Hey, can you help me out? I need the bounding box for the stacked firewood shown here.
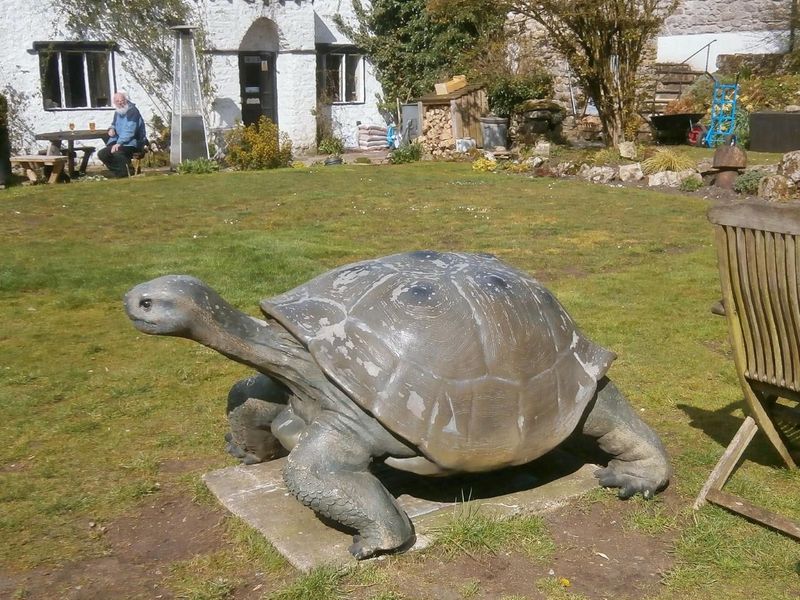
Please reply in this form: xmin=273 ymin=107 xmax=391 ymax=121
xmin=418 ymin=106 xmax=455 ymax=157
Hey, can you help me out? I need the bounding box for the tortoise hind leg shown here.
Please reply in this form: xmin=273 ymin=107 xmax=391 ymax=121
xmin=580 ymin=377 xmax=671 ymax=499
xmin=283 ymin=416 xmax=414 ymax=559
xmin=226 ymin=374 xmax=292 ymax=464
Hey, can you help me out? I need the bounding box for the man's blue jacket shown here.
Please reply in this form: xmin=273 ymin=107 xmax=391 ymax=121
xmin=109 ymin=103 xmax=147 ymax=150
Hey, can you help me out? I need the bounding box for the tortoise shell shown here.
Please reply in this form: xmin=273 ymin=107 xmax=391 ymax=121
xmin=260 ymin=251 xmax=615 ymax=472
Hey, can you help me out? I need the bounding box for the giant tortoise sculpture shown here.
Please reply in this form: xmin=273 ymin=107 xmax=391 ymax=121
xmin=124 ymin=251 xmax=670 ymax=559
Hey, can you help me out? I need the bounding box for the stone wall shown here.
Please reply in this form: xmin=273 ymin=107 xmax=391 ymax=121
xmin=662 ymin=0 xmax=791 ymax=35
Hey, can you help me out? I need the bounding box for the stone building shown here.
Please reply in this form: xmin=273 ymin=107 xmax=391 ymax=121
xmin=0 ymin=0 xmax=385 ymax=154
xmin=1 ymin=0 xmax=795 ymax=154
xmin=658 ymin=0 xmax=793 ymax=70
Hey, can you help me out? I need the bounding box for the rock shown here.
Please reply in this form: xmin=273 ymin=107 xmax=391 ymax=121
xmin=618 ymin=163 xmax=644 ymax=182
xmin=647 ymin=170 xmax=685 ymax=187
xmin=715 ymin=170 xmax=739 ymax=189
xmin=534 ymin=141 xmax=551 ymax=157
xmin=758 ymin=174 xmax=794 ymax=201
xmin=553 ymin=161 xmax=578 ymax=176
xmin=778 ymin=150 xmax=800 ymax=184
xmin=579 ymin=164 xmax=617 ymax=184
xmin=696 ymin=159 xmax=716 ymax=175
xmin=525 ymin=156 xmax=546 ymax=169
xmin=712 ymin=145 xmax=747 ymax=169
xmin=518 ymin=99 xmax=567 ymax=114
xmin=617 ymin=141 xmax=637 ymax=160
xmin=784 ymin=105 xmax=800 ymax=113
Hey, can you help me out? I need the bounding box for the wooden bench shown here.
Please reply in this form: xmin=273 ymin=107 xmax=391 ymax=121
xmin=10 ymin=155 xmax=68 ymax=184
xmin=695 ymin=199 xmax=800 ymax=540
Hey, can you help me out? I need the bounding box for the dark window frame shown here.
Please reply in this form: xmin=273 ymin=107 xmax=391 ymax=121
xmin=33 ymin=41 xmax=118 ymax=110
xmin=316 ymin=46 xmax=365 ymax=105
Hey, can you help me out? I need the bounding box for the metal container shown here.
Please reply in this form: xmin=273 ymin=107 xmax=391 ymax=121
xmin=479 ymin=116 xmax=508 ymax=150
xmin=749 ymin=112 xmax=800 ymax=152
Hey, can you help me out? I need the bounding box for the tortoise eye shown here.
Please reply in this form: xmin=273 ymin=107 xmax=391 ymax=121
xmin=139 ymin=298 xmax=152 ymax=311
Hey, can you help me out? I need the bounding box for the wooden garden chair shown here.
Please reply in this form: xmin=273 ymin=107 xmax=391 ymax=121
xmin=694 ymin=200 xmax=800 ymax=539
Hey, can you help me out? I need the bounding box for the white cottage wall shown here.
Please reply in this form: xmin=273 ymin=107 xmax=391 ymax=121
xmin=1 ymin=0 xmax=387 ymax=156
xmin=0 ymin=0 xmax=153 ymax=153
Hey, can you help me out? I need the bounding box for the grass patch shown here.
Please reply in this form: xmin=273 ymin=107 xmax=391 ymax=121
xmin=622 ymin=497 xmax=679 ymax=535
xmin=267 ymin=564 xmax=349 ymax=600
xmin=0 ymin=162 xmax=798 ymax=598
xmin=431 ymin=503 xmax=554 ymax=561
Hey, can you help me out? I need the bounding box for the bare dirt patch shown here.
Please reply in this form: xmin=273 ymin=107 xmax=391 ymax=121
xmin=2 ymin=472 xmax=681 ymax=600
xmin=354 ymin=487 xmax=680 ymax=600
xmin=3 ymin=462 xmax=228 ymax=600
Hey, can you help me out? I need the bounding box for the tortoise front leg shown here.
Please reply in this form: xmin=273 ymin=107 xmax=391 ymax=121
xmin=580 ymin=377 xmax=671 ymax=499
xmin=282 ymin=416 xmax=414 ymax=559
xmin=226 ymin=374 xmax=291 ymax=464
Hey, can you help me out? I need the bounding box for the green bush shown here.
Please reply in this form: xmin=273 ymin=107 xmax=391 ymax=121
xmin=177 ymin=158 xmax=219 ymax=175
xmin=224 ymin=117 xmax=293 ymax=170
xmin=679 ymin=176 xmax=704 ymax=192
xmin=733 ymin=169 xmax=766 ymax=194
xmin=388 ymin=142 xmax=423 ymax=164
xmin=317 ymin=135 xmax=344 ymax=156
xmin=486 ymin=72 xmax=553 ymax=118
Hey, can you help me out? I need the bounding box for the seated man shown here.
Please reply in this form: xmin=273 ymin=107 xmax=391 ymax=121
xmin=98 ymin=91 xmax=147 ymax=178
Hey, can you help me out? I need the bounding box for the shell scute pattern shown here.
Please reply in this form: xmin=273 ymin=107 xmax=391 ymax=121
xmin=261 ymin=252 xmax=615 ymax=471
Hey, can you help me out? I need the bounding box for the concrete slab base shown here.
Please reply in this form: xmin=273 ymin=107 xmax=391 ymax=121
xmin=203 ymin=450 xmax=599 ymax=572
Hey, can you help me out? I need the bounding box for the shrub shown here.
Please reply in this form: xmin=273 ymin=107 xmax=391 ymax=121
xmin=224 ymin=117 xmax=293 ymax=170
xmin=471 ymin=157 xmax=497 ymax=172
xmin=679 ymin=176 xmax=704 ymax=192
xmin=486 ymin=72 xmax=553 ymax=118
xmin=177 ymin=158 xmax=219 ymax=175
xmin=317 ymin=135 xmax=344 ymax=156
xmin=388 ymin=142 xmax=423 ymax=164
xmin=733 ymin=169 xmax=766 ymax=195
xmin=642 ymin=148 xmax=695 ymax=174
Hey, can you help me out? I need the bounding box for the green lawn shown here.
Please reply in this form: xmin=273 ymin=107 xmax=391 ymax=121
xmin=1 ymin=163 xmax=798 ymax=599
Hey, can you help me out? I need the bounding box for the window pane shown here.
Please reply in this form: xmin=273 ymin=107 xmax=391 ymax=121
xmin=345 ymin=55 xmax=362 ymax=102
xmin=86 ymin=52 xmax=111 ymax=107
xmin=62 ymin=51 xmax=87 ymax=108
xmin=325 ymin=55 xmax=342 ymax=103
xmin=39 ymin=51 xmax=62 ymax=109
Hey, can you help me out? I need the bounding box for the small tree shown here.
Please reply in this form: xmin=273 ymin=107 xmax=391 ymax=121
xmin=58 ymin=0 xmax=213 ymax=115
xmin=336 ymin=0 xmax=505 ymax=106
xmin=430 ymin=0 xmax=679 ymax=146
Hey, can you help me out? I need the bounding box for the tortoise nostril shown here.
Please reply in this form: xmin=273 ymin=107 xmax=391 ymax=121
xmin=139 ymin=298 xmax=152 ymax=311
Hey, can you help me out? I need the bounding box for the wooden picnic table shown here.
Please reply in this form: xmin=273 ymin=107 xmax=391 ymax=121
xmin=10 ymin=155 xmax=68 ymax=184
xmin=35 ymin=129 xmax=108 ymax=177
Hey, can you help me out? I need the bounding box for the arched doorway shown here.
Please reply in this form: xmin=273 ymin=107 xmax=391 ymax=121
xmin=239 ymin=18 xmax=279 ymax=126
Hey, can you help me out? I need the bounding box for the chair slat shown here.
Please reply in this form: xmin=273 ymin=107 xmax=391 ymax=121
xmin=741 ymin=228 xmax=768 ymax=379
xmin=726 ymin=227 xmax=756 ymax=377
xmin=790 ymin=236 xmax=800 ymax=391
xmin=756 ymin=230 xmax=781 ymax=384
xmin=775 ymin=234 xmax=800 ymax=391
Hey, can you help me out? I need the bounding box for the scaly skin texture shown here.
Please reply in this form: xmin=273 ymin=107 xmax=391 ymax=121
xmin=225 ymin=375 xmax=290 ymax=464
xmin=580 ymin=378 xmax=671 ymax=499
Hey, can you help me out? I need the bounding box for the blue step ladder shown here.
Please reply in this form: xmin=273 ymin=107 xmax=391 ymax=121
xmin=703 ymin=80 xmax=739 ymax=147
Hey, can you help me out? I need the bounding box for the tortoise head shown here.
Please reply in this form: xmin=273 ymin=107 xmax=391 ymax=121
xmin=124 ymin=275 xmax=217 ymax=338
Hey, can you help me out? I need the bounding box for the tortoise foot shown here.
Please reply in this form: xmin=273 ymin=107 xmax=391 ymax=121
xmin=595 ymin=459 xmax=668 ymax=499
